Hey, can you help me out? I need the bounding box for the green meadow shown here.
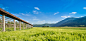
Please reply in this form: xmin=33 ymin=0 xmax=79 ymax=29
xmin=0 ymin=27 xmax=86 ymax=41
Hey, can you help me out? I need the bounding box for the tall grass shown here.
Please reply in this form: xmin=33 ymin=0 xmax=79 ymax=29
xmin=0 ymin=27 xmax=86 ymax=41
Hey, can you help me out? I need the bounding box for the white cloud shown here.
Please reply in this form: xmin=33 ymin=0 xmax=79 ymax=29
xmin=61 ymin=16 xmax=71 ymax=18
xmin=12 ymin=13 xmax=20 ymax=16
xmin=34 ymin=7 xmax=40 ymax=10
xmin=19 ymin=13 xmax=30 ymax=16
xmin=83 ymin=7 xmax=86 ymax=9
xmin=26 ymin=14 xmax=30 ymax=16
xmin=81 ymin=16 xmax=83 ymax=17
xmin=69 ymin=12 xmax=77 ymax=14
xmin=19 ymin=13 xmax=24 ymax=15
xmin=54 ymin=12 xmax=59 ymax=15
xmin=33 ymin=10 xmax=39 ymax=14
xmin=33 ymin=11 xmax=36 ymax=12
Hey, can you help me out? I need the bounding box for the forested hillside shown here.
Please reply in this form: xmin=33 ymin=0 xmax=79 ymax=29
xmin=52 ymin=16 xmax=86 ymax=27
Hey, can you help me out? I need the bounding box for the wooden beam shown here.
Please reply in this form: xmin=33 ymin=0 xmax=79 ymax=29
xmin=2 ymin=14 xmax=5 ymax=32
xmin=19 ymin=21 xmax=21 ymax=30
xmin=14 ymin=19 xmax=16 ymax=31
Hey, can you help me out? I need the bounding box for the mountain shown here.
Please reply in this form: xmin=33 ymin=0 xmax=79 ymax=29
xmin=33 ymin=16 xmax=86 ymax=27
xmin=52 ymin=16 xmax=86 ymax=27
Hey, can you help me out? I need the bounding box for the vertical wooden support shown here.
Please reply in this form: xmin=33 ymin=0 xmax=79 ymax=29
xmin=26 ymin=24 xmax=27 ymax=29
xmin=30 ymin=25 xmax=31 ymax=28
xmin=32 ymin=26 xmax=33 ymax=28
xmin=2 ymin=14 xmax=5 ymax=32
xmin=27 ymin=24 xmax=28 ymax=28
xmin=31 ymin=26 xmax=33 ymax=28
xmin=19 ymin=21 xmax=21 ymax=30
xmin=28 ymin=24 xmax=29 ymax=28
xmin=23 ymin=23 xmax=24 ymax=29
xmin=14 ymin=19 xmax=16 ymax=31
xmin=28 ymin=24 xmax=30 ymax=28
xmin=9 ymin=21 xmax=11 ymax=28
xmin=0 ymin=18 xmax=2 ymax=28
xmin=29 ymin=25 xmax=31 ymax=28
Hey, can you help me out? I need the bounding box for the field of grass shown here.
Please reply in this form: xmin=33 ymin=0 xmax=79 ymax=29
xmin=0 ymin=27 xmax=86 ymax=41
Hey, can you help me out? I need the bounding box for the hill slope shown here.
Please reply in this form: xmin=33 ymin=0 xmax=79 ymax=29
xmin=52 ymin=16 xmax=86 ymax=27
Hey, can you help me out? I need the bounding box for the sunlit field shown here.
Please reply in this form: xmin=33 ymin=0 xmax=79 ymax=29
xmin=0 ymin=27 xmax=86 ymax=41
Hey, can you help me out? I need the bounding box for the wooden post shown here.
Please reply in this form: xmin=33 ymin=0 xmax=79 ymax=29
xmin=29 ymin=25 xmax=30 ymax=28
xmin=2 ymin=14 xmax=5 ymax=32
xmin=29 ymin=25 xmax=31 ymax=28
xmin=19 ymin=21 xmax=21 ymax=30
xmin=32 ymin=26 xmax=33 ymax=28
xmin=8 ymin=21 xmax=11 ymax=28
xmin=23 ymin=23 xmax=24 ymax=29
xmin=14 ymin=19 xmax=16 ymax=31
xmin=28 ymin=25 xmax=29 ymax=28
xmin=28 ymin=24 xmax=29 ymax=28
xmin=27 ymin=24 xmax=28 ymax=28
xmin=31 ymin=25 xmax=33 ymax=28
xmin=26 ymin=24 xmax=27 ymax=29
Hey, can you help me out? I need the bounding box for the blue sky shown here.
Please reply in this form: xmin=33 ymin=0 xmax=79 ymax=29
xmin=0 ymin=0 xmax=86 ymax=24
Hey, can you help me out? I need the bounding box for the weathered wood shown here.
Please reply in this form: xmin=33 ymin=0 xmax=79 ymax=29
xmin=23 ymin=23 xmax=24 ymax=29
xmin=0 ymin=8 xmax=33 ymax=31
xmin=2 ymin=14 xmax=5 ymax=32
xmin=27 ymin=24 xmax=28 ymax=28
xmin=26 ymin=24 xmax=27 ymax=29
xmin=19 ymin=21 xmax=21 ymax=30
xmin=0 ymin=8 xmax=32 ymax=25
xmin=31 ymin=26 xmax=33 ymax=28
xmin=28 ymin=24 xmax=30 ymax=28
xmin=14 ymin=19 xmax=16 ymax=31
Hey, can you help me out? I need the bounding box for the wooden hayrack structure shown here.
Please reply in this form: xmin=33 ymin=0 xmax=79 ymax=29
xmin=0 ymin=8 xmax=33 ymax=31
